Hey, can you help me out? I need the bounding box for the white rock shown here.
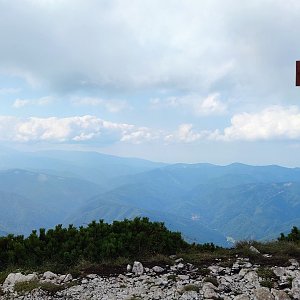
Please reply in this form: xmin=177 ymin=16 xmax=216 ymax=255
xmin=152 ymin=266 xmax=164 ymax=273
xmin=234 ymin=295 xmax=250 ymax=300
xmin=239 ymin=268 xmax=248 ymax=277
xmin=249 ymin=246 xmax=260 ymax=254
xmin=178 ymin=275 xmax=190 ymax=281
xmin=63 ymin=273 xmax=73 ymax=283
xmin=203 ymin=288 xmax=218 ymax=299
xmin=43 ymin=271 xmax=57 ymax=280
xmin=180 ymin=291 xmax=200 ymax=299
xmin=177 ymin=263 xmax=184 ymax=269
xmin=3 ymin=272 xmax=38 ymax=290
xmin=293 ymin=277 xmax=300 ymax=289
xmin=273 ymin=267 xmax=285 ymax=277
xmin=253 ymin=287 xmax=274 ymax=300
xmin=271 ymin=288 xmax=291 ymax=300
xmin=132 ymin=261 xmax=144 ymax=275
xmin=244 ymin=271 xmax=259 ymax=285
xmin=202 ymin=282 xmax=218 ymax=291
xmin=289 ymin=259 xmax=299 ymax=267
xmin=127 ymin=264 xmax=132 ymax=272
xmin=292 ymin=287 xmax=300 ymax=299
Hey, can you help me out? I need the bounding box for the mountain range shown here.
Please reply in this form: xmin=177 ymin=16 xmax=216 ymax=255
xmin=0 ymin=147 xmax=300 ymax=246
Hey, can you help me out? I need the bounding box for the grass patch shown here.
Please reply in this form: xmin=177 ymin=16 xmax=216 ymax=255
xmin=140 ymin=254 xmax=173 ymax=266
xmin=260 ymin=280 xmax=273 ymax=288
xmin=257 ymin=267 xmax=277 ymax=280
xmin=203 ymin=276 xmax=218 ymax=287
xmin=179 ymin=248 xmax=234 ymax=269
xmin=198 ymin=268 xmax=210 ymax=276
xmin=183 ymin=284 xmax=199 ymax=292
xmin=256 ymin=267 xmax=277 ymax=289
xmin=39 ymin=282 xmax=65 ymax=294
xmin=14 ymin=280 xmax=40 ymax=294
xmin=232 ymin=240 xmax=300 ymax=267
xmin=0 ymin=271 xmax=10 ymax=284
xmin=167 ymin=274 xmax=177 ymax=281
xmin=14 ymin=279 xmax=78 ymax=295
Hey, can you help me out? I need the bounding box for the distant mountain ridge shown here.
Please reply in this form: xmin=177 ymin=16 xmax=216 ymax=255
xmin=0 ymin=148 xmax=300 ymax=245
xmin=0 ymin=169 xmax=102 ymax=235
xmin=66 ymin=162 xmax=300 ymax=244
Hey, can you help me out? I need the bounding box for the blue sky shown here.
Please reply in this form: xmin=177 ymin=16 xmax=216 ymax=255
xmin=1 ymin=0 xmax=300 ymax=166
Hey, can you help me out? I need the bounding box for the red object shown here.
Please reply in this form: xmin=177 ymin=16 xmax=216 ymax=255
xmin=296 ymin=61 xmax=300 ymax=86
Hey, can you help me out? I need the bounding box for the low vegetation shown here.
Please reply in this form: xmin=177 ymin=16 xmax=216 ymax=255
xmin=0 ymin=217 xmax=188 ymax=272
xmin=0 ymin=219 xmax=300 ymax=275
xmin=182 ymin=284 xmax=200 ymax=292
xmin=14 ymin=279 xmax=76 ymax=295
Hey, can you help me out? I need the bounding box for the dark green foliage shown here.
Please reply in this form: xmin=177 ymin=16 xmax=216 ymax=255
xmin=278 ymin=226 xmax=300 ymax=242
xmin=167 ymin=274 xmax=177 ymax=281
xmin=14 ymin=280 xmax=77 ymax=295
xmin=14 ymin=280 xmax=41 ymax=294
xmin=257 ymin=267 xmax=277 ymax=280
xmin=260 ymin=280 xmax=273 ymax=288
xmin=0 ymin=218 xmax=188 ymax=271
xmin=203 ymin=276 xmax=218 ymax=287
xmin=258 ymin=267 xmax=276 ymax=288
xmin=192 ymin=242 xmax=220 ymax=252
xmin=183 ymin=284 xmax=200 ymax=292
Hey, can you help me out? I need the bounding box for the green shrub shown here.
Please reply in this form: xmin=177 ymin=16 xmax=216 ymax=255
xmin=257 ymin=267 xmax=277 ymax=281
xmin=203 ymin=276 xmax=218 ymax=287
xmin=167 ymin=274 xmax=177 ymax=281
xmin=0 ymin=218 xmax=188 ymax=272
xmin=40 ymin=282 xmax=65 ymax=294
xmin=198 ymin=268 xmax=210 ymax=276
xmin=14 ymin=280 xmax=40 ymax=293
xmin=260 ymin=279 xmax=273 ymax=288
xmin=0 ymin=271 xmax=9 ymax=284
xmin=183 ymin=284 xmax=199 ymax=292
xmin=278 ymin=226 xmax=300 ymax=242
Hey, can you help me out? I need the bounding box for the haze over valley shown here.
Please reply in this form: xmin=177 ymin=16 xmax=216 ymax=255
xmin=1 ymin=148 xmax=300 ymax=246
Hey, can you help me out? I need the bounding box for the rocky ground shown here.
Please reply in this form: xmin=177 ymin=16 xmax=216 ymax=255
xmin=1 ymin=248 xmax=300 ymax=299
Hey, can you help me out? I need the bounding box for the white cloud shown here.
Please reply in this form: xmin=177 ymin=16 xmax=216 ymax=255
xmin=0 ymin=88 xmax=20 ymax=95
xmin=0 ymin=115 xmax=155 ymax=144
xmin=71 ymin=97 xmax=127 ymax=113
xmin=150 ymin=93 xmax=227 ymax=116
xmin=121 ymin=127 xmax=158 ymax=144
xmin=13 ymin=96 xmax=53 ymax=108
xmin=215 ymin=106 xmax=300 ymax=141
xmin=165 ymin=124 xmax=206 ymax=143
xmin=0 ymin=0 xmax=299 ymax=100
xmin=13 ymin=99 xmax=30 ymax=108
xmin=164 ymin=105 xmax=300 ymax=143
xmin=193 ymin=94 xmax=227 ymax=115
xmin=2 ymin=106 xmax=300 ymax=145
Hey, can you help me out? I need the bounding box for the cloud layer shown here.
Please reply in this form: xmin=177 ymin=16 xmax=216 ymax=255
xmin=0 ymin=0 xmax=299 ymax=99
xmin=0 ymin=115 xmax=149 ymax=144
xmin=150 ymin=93 xmax=227 ymax=115
xmin=218 ymin=106 xmax=300 ymax=141
xmin=71 ymin=97 xmax=128 ymax=113
xmin=13 ymin=96 xmax=53 ymax=108
xmin=1 ymin=106 xmax=300 ymax=145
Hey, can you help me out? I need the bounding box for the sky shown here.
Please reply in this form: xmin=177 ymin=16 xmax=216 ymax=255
xmin=1 ymin=0 xmax=300 ymax=166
